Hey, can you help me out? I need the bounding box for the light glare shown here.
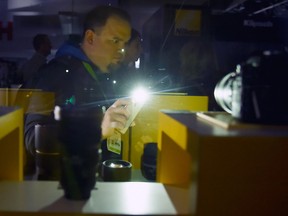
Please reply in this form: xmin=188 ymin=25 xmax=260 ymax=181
xmin=131 ymin=87 xmax=149 ymax=104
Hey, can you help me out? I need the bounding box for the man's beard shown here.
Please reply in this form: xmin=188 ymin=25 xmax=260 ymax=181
xmin=107 ymin=62 xmax=122 ymax=72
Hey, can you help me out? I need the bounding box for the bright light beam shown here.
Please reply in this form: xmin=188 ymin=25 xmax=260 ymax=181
xmin=119 ymin=87 xmax=150 ymax=134
xmin=131 ymin=87 xmax=149 ymax=104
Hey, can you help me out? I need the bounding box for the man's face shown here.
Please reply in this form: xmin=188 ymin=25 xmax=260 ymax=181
xmin=88 ymin=16 xmax=131 ymax=72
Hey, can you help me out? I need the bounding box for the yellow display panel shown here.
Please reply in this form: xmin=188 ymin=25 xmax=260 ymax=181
xmin=0 ymin=88 xmax=55 ymax=180
xmin=122 ymin=95 xmax=208 ymax=169
xmin=0 ymin=88 xmax=55 ymax=114
xmin=157 ymin=111 xmax=288 ymax=215
xmin=0 ymin=107 xmax=23 ymax=181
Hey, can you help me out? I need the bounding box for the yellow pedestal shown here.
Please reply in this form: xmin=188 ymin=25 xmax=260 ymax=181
xmin=157 ymin=110 xmax=288 ymax=216
xmin=0 ymin=88 xmax=55 ymax=114
xmin=122 ymin=95 xmax=208 ymax=169
xmin=0 ymin=89 xmax=55 ymax=181
xmin=0 ymin=107 xmax=24 ymax=181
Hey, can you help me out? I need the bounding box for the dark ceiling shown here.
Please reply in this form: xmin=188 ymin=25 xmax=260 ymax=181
xmin=1 ymin=0 xmax=288 ymax=17
xmin=1 ymin=0 xmax=288 ymax=58
xmin=211 ymin=0 xmax=288 ymax=17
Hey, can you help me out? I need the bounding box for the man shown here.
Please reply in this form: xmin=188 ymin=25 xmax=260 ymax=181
xmin=19 ymin=34 xmax=52 ymax=85
xmin=24 ymin=5 xmax=132 ymax=178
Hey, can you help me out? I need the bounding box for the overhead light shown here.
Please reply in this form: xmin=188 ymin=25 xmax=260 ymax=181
xmin=58 ymin=11 xmax=81 ymax=35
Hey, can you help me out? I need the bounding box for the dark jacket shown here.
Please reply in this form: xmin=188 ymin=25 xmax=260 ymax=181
xmin=24 ymin=43 xmax=116 ymax=157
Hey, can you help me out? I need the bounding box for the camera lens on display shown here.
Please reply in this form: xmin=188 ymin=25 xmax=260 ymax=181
xmin=35 ymin=124 xmax=61 ymax=180
xmin=54 ymin=105 xmax=103 ymax=200
xmin=141 ymin=142 xmax=157 ymax=181
xmin=101 ymin=159 xmax=132 ymax=182
xmin=214 ymin=50 xmax=288 ymax=124
xmin=214 ymin=72 xmax=235 ymax=114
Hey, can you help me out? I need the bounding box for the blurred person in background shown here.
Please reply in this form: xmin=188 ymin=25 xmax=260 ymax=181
xmin=112 ymin=28 xmax=143 ymax=97
xmin=18 ymin=33 xmax=52 ymax=86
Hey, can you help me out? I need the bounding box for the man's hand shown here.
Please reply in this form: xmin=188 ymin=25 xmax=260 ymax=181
xmin=101 ymin=98 xmax=132 ymax=138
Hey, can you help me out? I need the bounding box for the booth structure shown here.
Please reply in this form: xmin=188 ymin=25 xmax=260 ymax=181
xmin=1 ymin=89 xmax=287 ymax=215
xmin=0 ymin=107 xmax=288 ymax=215
xmin=0 ymin=107 xmax=23 ymax=181
xmin=157 ymin=110 xmax=288 ymax=216
xmin=0 ymin=88 xmax=55 ymax=114
xmin=0 ymin=106 xmax=190 ymax=216
xmin=0 ymin=88 xmax=54 ymax=181
xmin=121 ymin=94 xmax=208 ymax=168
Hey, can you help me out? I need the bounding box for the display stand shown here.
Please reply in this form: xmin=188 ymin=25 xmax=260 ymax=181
xmin=0 ymin=107 xmax=23 ymax=181
xmin=157 ymin=110 xmax=288 ymax=216
xmin=122 ymin=95 xmax=208 ymax=169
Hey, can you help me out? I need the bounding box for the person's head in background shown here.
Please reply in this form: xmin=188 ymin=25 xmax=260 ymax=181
xmin=122 ymin=28 xmax=142 ymax=66
xmin=81 ymin=5 xmax=131 ymax=73
xmin=33 ymin=34 xmax=52 ymax=57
